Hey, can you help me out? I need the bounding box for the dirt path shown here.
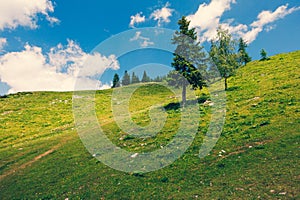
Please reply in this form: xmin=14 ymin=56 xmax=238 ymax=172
xmin=212 ymin=139 xmax=273 ymax=165
xmin=0 ymin=138 xmax=70 ymax=181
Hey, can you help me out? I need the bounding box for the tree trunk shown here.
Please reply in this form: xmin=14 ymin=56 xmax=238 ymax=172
xmin=225 ymin=77 xmax=228 ymax=90
xmin=182 ymin=83 xmax=186 ymax=107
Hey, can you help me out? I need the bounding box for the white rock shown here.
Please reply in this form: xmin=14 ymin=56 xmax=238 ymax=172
xmin=279 ymin=192 xmax=286 ymax=195
xmin=131 ymin=153 xmax=139 ymax=158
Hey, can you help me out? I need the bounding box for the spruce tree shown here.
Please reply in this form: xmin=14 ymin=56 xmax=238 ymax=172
xmin=260 ymin=49 xmax=269 ymax=61
xmin=131 ymin=72 xmax=140 ymax=84
xmin=112 ymin=73 xmax=120 ymax=88
xmin=141 ymin=71 xmax=150 ymax=82
xmin=170 ymin=16 xmax=207 ymax=106
xmin=122 ymin=70 xmax=130 ymax=86
xmin=238 ymin=38 xmax=251 ymax=65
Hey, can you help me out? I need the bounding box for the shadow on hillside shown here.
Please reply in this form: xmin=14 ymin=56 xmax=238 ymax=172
xmin=164 ymin=96 xmax=209 ymax=111
xmin=226 ymin=86 xmax=240 ymax=91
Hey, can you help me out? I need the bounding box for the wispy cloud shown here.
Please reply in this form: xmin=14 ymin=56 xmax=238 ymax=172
xmin=129 ymin=12 xmax=146 ymax=28
xmin=0 ymin=0 xmax=59 ymax=30
xmin=243 ymin=4 xmax=300 ymax=43
xmin=130 ymin=31 xmax=154 ymax=48
xmin=150 ymin=2 xmax=174 ymax=27
xmin=0 ymin=40 xmax=119 ymax=93
xmin=187 ymin=0 xmax=300 ymax=43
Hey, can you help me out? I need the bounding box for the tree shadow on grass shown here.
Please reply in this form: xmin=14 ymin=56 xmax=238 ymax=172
xmin=226 ymin=86 xmax=240 ymax=91
xmin=164 ymin=95 xmax=209 ymax=111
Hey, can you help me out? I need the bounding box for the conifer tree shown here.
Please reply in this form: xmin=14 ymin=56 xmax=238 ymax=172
xmin=260 ymin=49 xmax=269 ymax=61
xmin=131 ymin=72 xmax=140 ymax=84
xmin=170 ymin=16 xmax=207 ymax=106
xmin=141 ymin=71 xmax=150 ymax=83
xmin=112 ymin=73 xmax=120 ymax=88
xmin=238 ymin=38 xmax=251 ymax=65
xmin=122 ymin=70 xmax=130 ymax=86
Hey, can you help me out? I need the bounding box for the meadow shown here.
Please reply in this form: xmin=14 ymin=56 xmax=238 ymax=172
xmin=0 ymin=51 xmax=299 ymax=199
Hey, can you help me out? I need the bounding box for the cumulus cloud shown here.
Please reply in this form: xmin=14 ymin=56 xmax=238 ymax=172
xmin=150 ymin=2 xmax=174 ymax=27
xmin=0 ymin=38 xmax=7 ymax=51
xmin=0 ymin=0 xmax=59 ymax=30
xmin=129 ymin=12 xmax=146 ymax=28
xmin=187 ymin=0 xmax=236 ymax=42
xmin=130 ymin=31 xmax=154 ymax=48
xmin=187 ymin=1 xmax=300 ymax=43
xmin=0 ymin=40 xmax=119 ymax=94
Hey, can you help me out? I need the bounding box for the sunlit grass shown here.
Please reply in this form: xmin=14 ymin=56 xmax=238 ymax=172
xmin=0 ymin=51 xmax=299 ymax=199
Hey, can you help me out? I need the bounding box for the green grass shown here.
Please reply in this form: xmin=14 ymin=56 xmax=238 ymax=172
xmin=0 ymin=51 xmax=299 ymax=199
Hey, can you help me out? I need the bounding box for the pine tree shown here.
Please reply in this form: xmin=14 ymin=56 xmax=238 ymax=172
xmin=122 ymin=70 xmax=130 ymax=86
xmin=141 ymin=71 xmax=150 ymax=82
xmin=153 ymin=76 xmax=163 ymax=82
xmin=131 ymin=72 xmax=140 ymax=84
xmin=170 ymin=16 xmax=207 ymax=106
xmin=112 ymin=73 xmax=120 ymax=88
xmin=260 ymin=49 xmax=269 ymax=61
xmin=209 ymin=27 xmax=239 ymax=90
xmin=238 ymin=38 xmax=251 ymax=65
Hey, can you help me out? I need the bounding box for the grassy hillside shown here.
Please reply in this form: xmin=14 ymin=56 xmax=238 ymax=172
xmin=0 ymin=51 xmax=299 ymax=199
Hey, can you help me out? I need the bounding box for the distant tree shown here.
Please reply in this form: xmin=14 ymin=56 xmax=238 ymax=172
xmin=131 ymin=72 xmax=140 ymax=84
xmin=122 ymin=70 xmax=130 ymax=86
xmin=112 ymin=73 xmax=120 ymax=88
xmin=260 ymin=49 xmax=269 ymax=61
xmin=170 ymin=16 xmax=207 ymax=106
xmin=209 ymin=27 xmax=239 ymax=90
xmin=153 ymin=75 xmax=163 ymax=82
xmin=141 ymin=71 xmax=151 ymax=82
xmin=238 ymin=38 xmax=251 ymax=65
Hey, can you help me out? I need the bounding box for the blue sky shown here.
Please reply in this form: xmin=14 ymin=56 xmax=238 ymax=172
xmin=0 ymin=0 xmax=299 ymax=94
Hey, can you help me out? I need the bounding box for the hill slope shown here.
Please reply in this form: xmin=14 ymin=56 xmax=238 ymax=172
xmin=0 ymin=51 xmax=299 ymax=199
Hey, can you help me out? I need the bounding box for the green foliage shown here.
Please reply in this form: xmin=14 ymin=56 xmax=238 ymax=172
xmin=260 ymin=49 xmax=270 ymax=61
xmin=141 ymin=71 xmax=151 ymax=83
xmin=238 ymin=38 xmax=252 ymax=65
xmin=170 ymin=16 xmax=207 ymax=105
xmin=209 ymin=27 xmax=240 ymax=90
xmin=0 ymin=51 xmax=300 ymax=199
xmin=152 ymin=75 xmax=165 ymax=82
xmin=121 ymin=70 xmax=130 ymax=86
xmin=112 ymin=73 xmax=120 ymax=88
xmin=131 ymin=72 xmax=140 ymax=84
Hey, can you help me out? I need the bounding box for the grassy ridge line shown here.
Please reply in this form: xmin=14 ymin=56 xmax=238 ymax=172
xmin=0 ymin=50 xmax=299 ymax=199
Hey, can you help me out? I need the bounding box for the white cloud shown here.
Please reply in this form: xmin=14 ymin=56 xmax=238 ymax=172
xmin=150 ymin=2 xmax=174 ymax=27
xmin=0 ymin=38 xmax=7 ymax=51
xmin=188 ymin=1 xmax=300 ymax=44
xmin=187 ymin=0 xmax=236 ymax=42
xmin=251 ymin=4 xmax=300 ymax=28
xmin=130 ymin=31 xmax=154 ymax=48
xmin=243 ymin=4 xmax=300 ymax=43
xmin=265 ymin=25 xmax=276 ymax=32
xmin=0 ymin=0 xmax=59 ymax=30
xmin=129 ymin=12 xmax=146 ymax=28
xmin=0 ymin=40 xmax=119 ymax=94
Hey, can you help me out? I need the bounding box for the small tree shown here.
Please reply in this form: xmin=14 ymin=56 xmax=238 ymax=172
xmin=209 ymin=27 xmax=239 ymax=90
xmin=170 ymin=16 xmax=207 ymax=106
xmin=153 ymin=76 xmax=163 ymax=82
xmin=131 ymin=72 xmax=140 ymax=84
xmin=238 ymin=38 xmax=251 ymax=65
xmin=122 ymin=70 xmax=130 ymax=86
xmin=260 ymin=49 xmax=269 ymax=61
xmin=112 ymin=73 xmax=120 ymax=88
xmin=141 ymin=71 xmax=151 ymax=82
